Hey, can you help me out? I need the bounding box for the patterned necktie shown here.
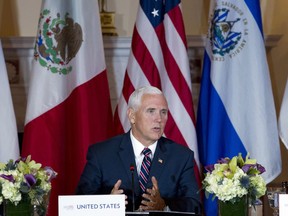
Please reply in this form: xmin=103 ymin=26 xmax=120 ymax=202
xmin=139 ymin=148 xmax=152 ymax=193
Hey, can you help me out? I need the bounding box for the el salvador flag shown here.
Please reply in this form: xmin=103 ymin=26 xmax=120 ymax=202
xmin=196 ymin=0 xmax=282 ymax=215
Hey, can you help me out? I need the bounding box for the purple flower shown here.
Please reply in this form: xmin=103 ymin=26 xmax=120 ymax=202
xmin=15 ymin=156 xmax=26 ymax=164
xmin=217 ymin=158 xmax=229 ymax=164
xmin=204 ymin=164 xmax=215 ymax=173
xmin=44 ymin=166 xmax=57 ymax=182
xmin=242 ymin=163 xmax=266 ymax=175
xmin=256 ymin=164 xmax=266 ymax=174
xmin=24 ymin=174 xmax=37 ymax=187
xmin=0 ymin=174 xmax=15 ymax=183
xmin=242 ymin=164 xmax=253 ymax=173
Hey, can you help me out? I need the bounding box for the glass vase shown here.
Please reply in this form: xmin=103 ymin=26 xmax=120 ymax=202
xmin=219 ymin=196 xmax=248 ymax=216
xmin=33 ymin=192 xmax=51 ymax=216
xmin=4 ymin=198 xmax=33 ymax=216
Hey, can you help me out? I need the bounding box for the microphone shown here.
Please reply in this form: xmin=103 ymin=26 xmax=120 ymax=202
xmin=130 ymin=163 xmax=135 ymax=212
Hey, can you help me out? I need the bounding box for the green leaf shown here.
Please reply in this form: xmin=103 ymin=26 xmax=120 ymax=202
xmin=61 ymin=68 xmax=68 ymax=74
xmin=247 ymin=169 xmax=259 ymax=175
xmin=27 ymin=160 xmax=42 ymax=170
xmin=50 ymin=67 xmax=58 ymax=73
xmin=52 ymin=57 xmax=60 ymax=64
xmin=245 ymin=158 xmax=256 ymax=165
xmin=47 ymin=49 xmax=57 ymax=56
xmin=237 ymin=153 xmax=244 ymax=167
xmin=229 ymin=156 xmax=237 ymax=173
xmin=42 ymin=9 xmax=50 ymax=16
xmin=244 ymin=153 xmax=256 ymax=165
xmin=43 ymin=22 xmax=49 ymax=31
xmin=0 ymin=162 xmax=5 ymax=169
xmin=45 ymin=38 xmax=53 ymax=48
xmin=39 ymin=58 xmax=47 ymax=67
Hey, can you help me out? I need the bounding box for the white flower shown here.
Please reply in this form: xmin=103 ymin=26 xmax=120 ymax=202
xmin=0 ymin=156 xmax=57 ymax=206
xmin=1 ymin=181 xmax=21 ymax=203
xmin=202 ymin=154 xmax=267 ymax=204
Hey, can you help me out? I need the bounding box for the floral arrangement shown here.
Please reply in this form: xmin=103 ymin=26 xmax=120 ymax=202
xmin=0 ymin=155 xmax=57 ymax=207
xmin=202 ymin=153 xmax=266 ymax=204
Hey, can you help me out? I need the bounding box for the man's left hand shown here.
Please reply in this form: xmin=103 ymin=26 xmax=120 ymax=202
xmin=140 ymin=176 xmax=166 ymax=211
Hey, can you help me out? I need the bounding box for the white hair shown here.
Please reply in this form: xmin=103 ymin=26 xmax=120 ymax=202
xmin=128 ymin=86 xmax=163 ymax=111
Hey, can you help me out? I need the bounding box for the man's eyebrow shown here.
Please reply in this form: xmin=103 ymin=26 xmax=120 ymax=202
xmin=146 ymin=107 xmax=156 ymax=112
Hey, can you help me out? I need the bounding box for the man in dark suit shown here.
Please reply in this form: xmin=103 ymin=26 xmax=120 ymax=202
xmin=76 ymin=86 xmax=201 ymax=213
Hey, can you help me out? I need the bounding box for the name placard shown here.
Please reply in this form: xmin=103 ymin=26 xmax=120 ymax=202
xmin=279 ymin=194 xmax=288 ymax=216
xmin=58 ymin=194 xmax=125 ymax=216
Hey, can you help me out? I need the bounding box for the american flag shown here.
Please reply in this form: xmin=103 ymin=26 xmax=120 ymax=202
xmin=114 ymin=0 xmax=200 ymax=184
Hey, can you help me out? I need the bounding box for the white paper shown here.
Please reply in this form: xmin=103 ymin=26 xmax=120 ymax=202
xmin=279 ymin=194 xmax=288 ymax=216
xmin=58 ymin=195 xmax=125 ymax=216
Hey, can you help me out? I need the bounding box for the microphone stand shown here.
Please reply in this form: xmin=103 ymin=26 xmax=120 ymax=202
xmin=130 ymin=164 xmax=135 ymax=212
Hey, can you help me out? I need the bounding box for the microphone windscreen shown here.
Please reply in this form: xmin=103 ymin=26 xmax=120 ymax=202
xmin=130 ymin=163 xmax=135 ymax=172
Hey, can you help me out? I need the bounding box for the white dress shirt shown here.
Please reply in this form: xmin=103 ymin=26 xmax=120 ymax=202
xmin=130 ymin=131 xmax=170 ymax=211
xmin=130 ymin=131 xmax=157 ymax=176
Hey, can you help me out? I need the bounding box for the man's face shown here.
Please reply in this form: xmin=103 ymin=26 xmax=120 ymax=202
xmin=128 ymin=93 xmax=168 ymax=146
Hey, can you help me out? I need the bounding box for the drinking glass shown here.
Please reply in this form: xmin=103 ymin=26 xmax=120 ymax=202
xmin=267 ymin=186 xmax=285 ymax=216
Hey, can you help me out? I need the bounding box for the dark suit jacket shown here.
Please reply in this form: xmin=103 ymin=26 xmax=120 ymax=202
xmin=76 ymin=132 xmax=201 ymax=213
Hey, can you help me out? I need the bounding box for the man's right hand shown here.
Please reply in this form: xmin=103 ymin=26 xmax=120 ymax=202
xmin=111 ymin=179 xmax=128 ymax=206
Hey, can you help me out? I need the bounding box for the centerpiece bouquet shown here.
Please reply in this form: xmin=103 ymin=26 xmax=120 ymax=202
xmin=0 ymin=155 xmax=57 ymax=215
xmin=202 ymin=153 xmax=266 ymax=216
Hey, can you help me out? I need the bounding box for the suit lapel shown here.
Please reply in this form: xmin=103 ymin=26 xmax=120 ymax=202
xmin=147 ymin=138 xmax=167 ymax=188
xmin=118 ymin=135 xmax=168 ymax=194
xmin=118 ymin=132 xmax=141 ymax=194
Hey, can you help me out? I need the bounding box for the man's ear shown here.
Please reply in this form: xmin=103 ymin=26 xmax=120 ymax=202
xmin=127 ymin=108 xmax=135 ymax=124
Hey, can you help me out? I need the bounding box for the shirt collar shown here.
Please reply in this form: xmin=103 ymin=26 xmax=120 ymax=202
xmin=130 ymin=131 xmax=157 ymax=158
